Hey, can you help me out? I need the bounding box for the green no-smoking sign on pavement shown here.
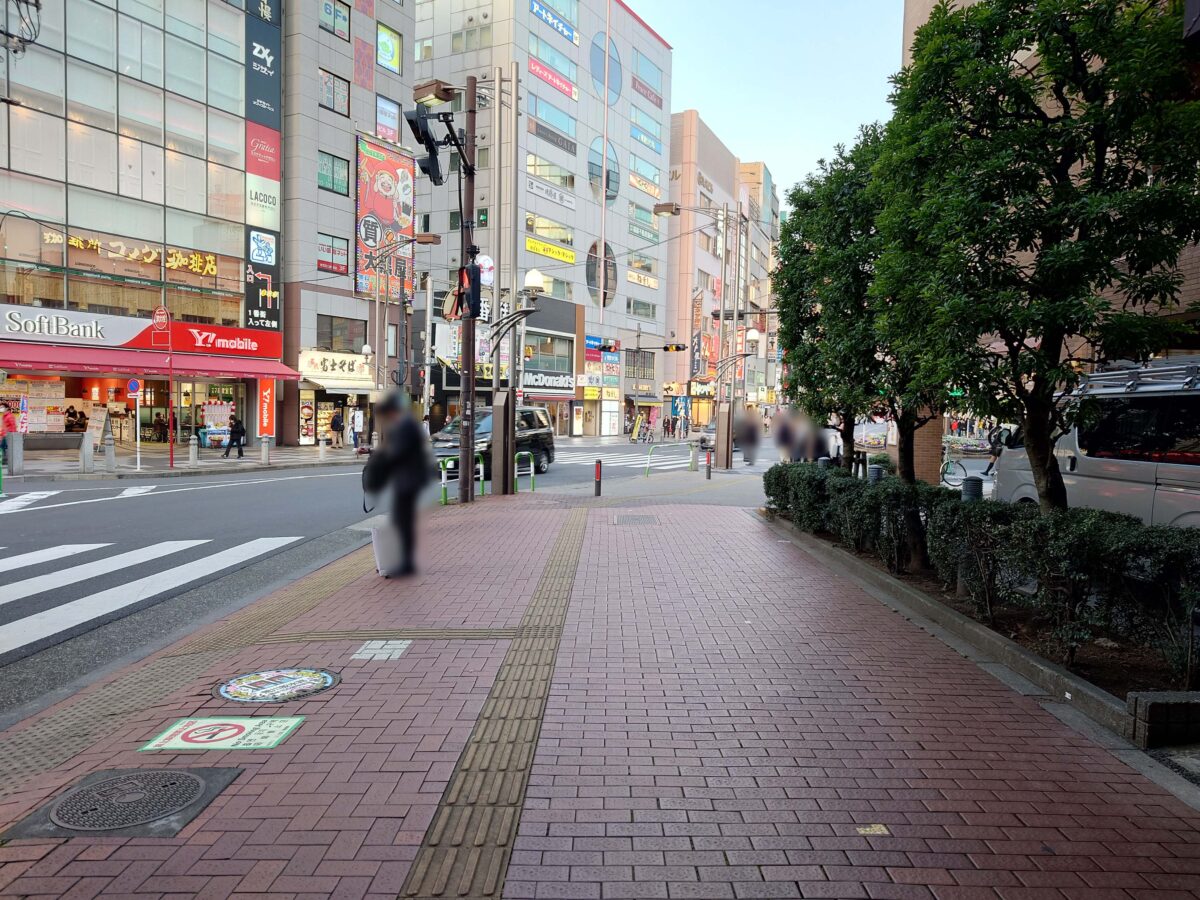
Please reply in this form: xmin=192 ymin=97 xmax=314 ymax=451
xmin=140 ymin=716 xmax=304 ymax=751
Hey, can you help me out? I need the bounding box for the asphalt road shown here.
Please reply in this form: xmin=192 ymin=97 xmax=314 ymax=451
xmin=0 ymin=438 xmax=771 ymax=725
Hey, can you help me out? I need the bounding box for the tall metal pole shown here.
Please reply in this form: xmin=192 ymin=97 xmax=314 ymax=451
xmin=459 ymin=75 xmax=478 ymax=503
xmin=491 ymin=65 xmax=505 ymax=400
xmin=423 ymin=273 xmax=434 ymax=418
xmin=716 ymin=204 xmax=729 ymax=401
xmin=739 ymin=215 xmax=751 ymax=408
xmin=730 ymin=206 xmax=744 ymax=411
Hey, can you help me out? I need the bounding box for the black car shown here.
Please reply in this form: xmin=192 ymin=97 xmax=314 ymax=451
xmin=431 ymin=406 xmax=556 ymax=476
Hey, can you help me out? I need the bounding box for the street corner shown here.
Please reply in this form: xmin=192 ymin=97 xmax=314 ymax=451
xmin=0 ymin=635 xmax=511 ymax=898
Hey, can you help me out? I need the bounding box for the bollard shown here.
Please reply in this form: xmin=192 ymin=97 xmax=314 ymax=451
xmin=689 ymin=443 xmax=698 ymax=472
xmin=188 ymin=434 xmax=199 ymax=467
xmin=103 ymin=433 xmax=116 ymax=473
xmin=817 ymin=456 xmax=831 ymax=470
xmin=7 ymin=432 xmax=23 ymax=476
xmin=867 ymin=464 xmax=884 ymax=484
xmin=594 ymin=459 xmax=601 ymax=496
xmin=79 ymin=435 xmax=94 ymax=474
xmin=261 ymin=437 xmax=270 ymax=465
xmin=961 ymin=475 xmax=983 ymax=502
xmin=706 ymin=450 xmax=712 ymax=480
xmin=371 ymin=430 xmax=380 ymax=449
xmin=318 ymin=437 xmax=327 ymax=461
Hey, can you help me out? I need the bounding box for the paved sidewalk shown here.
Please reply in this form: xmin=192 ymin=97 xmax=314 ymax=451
xmin=0 ymin=495 xmax=1198 ymax=899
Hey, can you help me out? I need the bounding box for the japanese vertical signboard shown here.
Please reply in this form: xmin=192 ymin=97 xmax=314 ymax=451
xmin=245 ymin=4 xmax=282 ymax=334
xmin=355 ymin=137 xmax=415 ymax=303
xmin=258 ymin=379 xmax=275 ymax=437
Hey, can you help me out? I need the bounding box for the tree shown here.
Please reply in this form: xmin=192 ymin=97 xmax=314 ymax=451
xmin=776 ymin=126 xmax=945 ymax=482
xmin=878 ymin=0 xmax=1200 ymax=510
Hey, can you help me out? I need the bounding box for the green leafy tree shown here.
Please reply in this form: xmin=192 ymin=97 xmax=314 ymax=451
xmin=776 ymin=125 xmax=943 ymax=482
xmin=877 ymin=0 xmax=1200 ymax=510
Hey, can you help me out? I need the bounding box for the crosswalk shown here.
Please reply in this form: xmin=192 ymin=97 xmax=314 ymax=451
xmin=0 ymin=491 xmax=61 ymax=513
xmin=552 ymin=447 xmax=776 ymax=472
xmin=0 ymin=537 xmax=301 ymax=661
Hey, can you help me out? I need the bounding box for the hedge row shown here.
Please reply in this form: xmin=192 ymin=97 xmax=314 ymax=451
xmin=765 ymin=463 xmax=1200 ymax=686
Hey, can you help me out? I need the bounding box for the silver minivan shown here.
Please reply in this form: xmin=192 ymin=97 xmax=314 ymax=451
xmin=992 ymin=364 xmax=1200 ymax=527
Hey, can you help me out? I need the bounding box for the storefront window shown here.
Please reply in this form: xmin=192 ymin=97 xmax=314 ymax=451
xmin=525 ymin=212 xmax=573 ymax=247
xmin=528 ymin=93 xmax=575 ymax=138
xmin=528 ymin=335 xmax=572 ymax=372
xmin=527 ymin=153 xmax=574 ymax=189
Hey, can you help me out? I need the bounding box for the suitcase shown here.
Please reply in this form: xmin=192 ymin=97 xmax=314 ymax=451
xmin=371 ymin=524 xmax=404 ymax=577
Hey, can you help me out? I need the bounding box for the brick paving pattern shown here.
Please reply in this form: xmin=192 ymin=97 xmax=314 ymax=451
xmin=0 ymin=499 xmax=1197 ymax=899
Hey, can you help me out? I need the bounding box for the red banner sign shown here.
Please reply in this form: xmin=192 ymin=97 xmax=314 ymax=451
xmin=258 ymin=379 xmax=275 ymax=437
xmin=528 ymin=58 xmax=578 ymax=100
xmin=245 ymin=122 xmax=282 ymax=180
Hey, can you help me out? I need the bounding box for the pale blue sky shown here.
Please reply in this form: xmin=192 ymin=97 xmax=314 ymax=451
xmin=634 ymin=0 xmax=904 ymax=206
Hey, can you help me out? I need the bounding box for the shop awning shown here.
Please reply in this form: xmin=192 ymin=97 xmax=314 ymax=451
xmin=626 ymin=393 xmax=662 ymax=405
xmin=304 ymin=376 xmax=376 ymax=394
xmin=0 ymin=343 xmax=301 ymax=380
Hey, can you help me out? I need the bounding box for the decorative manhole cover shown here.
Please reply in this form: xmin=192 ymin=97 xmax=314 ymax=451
xmin=614 ymin=515 xmax=657 ymax=525
xmin=215 ymin=668 xmax=340 ymax=702
xmin=49 ymin=770 xmax=206 ymax=832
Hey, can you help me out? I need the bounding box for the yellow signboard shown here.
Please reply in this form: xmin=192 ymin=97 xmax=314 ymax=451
xmin=629 ymin=173 xmax=661 ymax=199
xmin=583 ymin=386 xmax=600 ymax=400
xmin=525 ymin=236 xmax=576 ymax=264
xmin=602 ymin=387 xmax=620 ymax=401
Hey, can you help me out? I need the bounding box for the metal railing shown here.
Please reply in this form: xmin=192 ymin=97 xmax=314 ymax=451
xmin=643 ymin=443 xmax=692 ymax=477
xmin=439 ymin=454 xmax=486 ymax=505
xmin=514 ymin=451 xmax=535 ymax=492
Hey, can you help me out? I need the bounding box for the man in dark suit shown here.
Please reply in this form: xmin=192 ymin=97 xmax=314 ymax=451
xmin=374 ymin=394 xmax=431 ymax=577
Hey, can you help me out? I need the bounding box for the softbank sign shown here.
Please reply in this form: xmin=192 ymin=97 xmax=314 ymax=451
xmin=0 ymin=303 xmax=283 ymax=359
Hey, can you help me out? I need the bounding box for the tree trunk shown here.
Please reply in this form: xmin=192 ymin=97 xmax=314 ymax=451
xmin=896 ymin=415 xmax=916 ymax=484
xmin=839 ymin=408 xmax=856 ymax=472
xmin=1022 ymin=399 xmax=1068 ymax=511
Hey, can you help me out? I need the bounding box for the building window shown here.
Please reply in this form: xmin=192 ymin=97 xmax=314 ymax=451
xmin=376 ymin=95 xmax=400 ymax=142
xmin=526 ymin=212 xmax=573 ymax=247
xmin=528 ymin=335 xmax=573 ymax=373
xmin=414 ymin=37 xmax=432 ymax=61
xmin=317 ymin=232 xmax=349 ymax=274
xmin=624 ymin=349 xmax=654 ymax=380
xmin=419 ymin=213 xmax=430 ymax=232
xmin=588 ymin=137 xmax=619 ymax=204
xmin=319 ymin=0 xmax=350 ymax=40
xmin=319 ymin=68 xmax=350 ymax=115
xmin=625 ymin=298 xmax=656 ymax=320
xmin=628 ymin=251 xmax=656 ymax=276
xmin=588 ymin=32 xmax=621 ymax=105
xmin=540 ymin=0 xmax=577 ymax=25
xmin=477 ymin=147 xmax=490 ymax=169
xmin=387 ymin=323 xmax=398 ymax=357
xmin=450 ymin=26 xmax=491 ymax=53
xmin=632 ymin=47 xmax=662 ymax=93
xmin=476 ymin=207 xmax=489 ymax=228
xmin=528 ymin=93 xmax=575 ymax=138
xmin=318 ymin=150 xmax=350 ymax=194
xmin=449 ymin=210 xmax=460 ymax=230
xmin=630 ymin=152 xmax=660 ymax=187
xmin=540 ymin=275 xmax=572 ymax=301
xmin=698 ymin=231 xmax=717 ymax=256
xmin=317 ymin=315 xmax=367 ymax=352
xmin=527 ymin=153 xmax=574 ymax=189
xmin=630 ymin=104 xmax=662 ymax=153
xmin=529 ymin=34 xmax=577 ymax=83
xmin=628 ymin=202 xmax=657 ymax=228
xmin=377 ymin=23 xmax=401 ymax=74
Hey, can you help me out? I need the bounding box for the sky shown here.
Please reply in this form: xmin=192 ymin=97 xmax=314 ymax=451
xmin=634 ymin=0 xmax=904 ymax=209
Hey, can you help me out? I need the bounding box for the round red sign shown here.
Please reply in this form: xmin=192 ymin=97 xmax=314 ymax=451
xmin=152 ymin=305 xmax=170 ymax=331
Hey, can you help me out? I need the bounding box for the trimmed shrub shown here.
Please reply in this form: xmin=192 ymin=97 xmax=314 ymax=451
xmin=788 ymin=464 xmax=833 ymax=533
xmin=764 ymin=463 xmax=795 ymax=516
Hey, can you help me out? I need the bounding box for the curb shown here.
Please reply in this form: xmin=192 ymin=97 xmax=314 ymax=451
xmin=5 ymin=459 xmax=362 ymax=483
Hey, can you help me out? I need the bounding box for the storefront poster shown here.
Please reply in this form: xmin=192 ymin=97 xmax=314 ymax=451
xmin=356 ymin=137 xmax=415 ymax=303
xmin=317 ymin=234 xmax=349 ymax=274
xmin=299 ymin=388 xmax=316 ymax=445
xmin=244 ymin=227 xmax=281 ymax=331
xmin=258 ymin=379 xmax=274 ymax=437
xmin=0 ymin=302 xmax=283 ymax=358
xmin=245 ymin=14 xmax=282 ymax=131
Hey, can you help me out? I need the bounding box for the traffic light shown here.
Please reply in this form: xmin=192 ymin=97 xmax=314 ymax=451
xmin=404 ymin=106 xmax=445 ymax=186
xmin=459 ymin=263 xmax=482 ymax=318
xmin=663 ymin=343 xmax=687 ymax=352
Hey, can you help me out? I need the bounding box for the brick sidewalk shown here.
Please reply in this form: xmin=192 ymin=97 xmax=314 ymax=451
xmin=0 ymin=498 xmax=1198 ymax=899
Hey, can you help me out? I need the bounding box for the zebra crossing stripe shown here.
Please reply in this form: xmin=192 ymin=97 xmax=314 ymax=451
xmin=2 ymin=544 xmax=112 ymax=572
xmin=0 ymin=541 xmax=209 ymax=608
xmin=118 ymin=486 xmax=157 ymax=498
xmin=0 ymin=537 xmax=302 ymax=657
xmin=0 ymin=491 xmax=62 ymax=514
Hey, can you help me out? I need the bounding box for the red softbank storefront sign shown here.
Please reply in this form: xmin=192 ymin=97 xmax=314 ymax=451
xmin=0 ymin=304 xmax=282 ymax=359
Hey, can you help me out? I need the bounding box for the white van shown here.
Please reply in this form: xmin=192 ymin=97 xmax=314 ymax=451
xmin=992 ymin=363 xmax=1200 ymax=526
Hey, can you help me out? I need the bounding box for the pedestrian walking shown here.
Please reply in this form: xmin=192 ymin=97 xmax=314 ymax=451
xmin=982 ymin=423 xmax=1004 ymax=477
xmin=773 ymin=413 xmax=794 ymax=463
xmin=369 ymin=393 xmax=432 ymax=577
xmin=330 ymin=410 xmax=344 ymax=448
xmin=351 ymin=407 xmax=365 ymax=449
xmin=421 ymin=414 xmax=431 ymax=435
xmin=223 ymin=415 xmax=246 ymax=458
xmin=0 ymin=402 xmax=17 ymax=466
xmin=681 ymin=416 xmax=690 ymax=439
xmin=738 ymin=409 xmax=761 ymax=466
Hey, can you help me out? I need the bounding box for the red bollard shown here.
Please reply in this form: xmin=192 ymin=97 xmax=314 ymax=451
xmin=595 ymin=459 xmax=602 ymax=496
xmin=706 ymin=451 xmax=712 ymax=480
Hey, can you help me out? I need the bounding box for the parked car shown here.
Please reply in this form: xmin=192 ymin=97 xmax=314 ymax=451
xmin=698 ymin=422 xmax=738 ymax=452
xmin=431 ymin=406 xmax=556 ymax=477
xmin=992 ymin=363 xmax=1200 ymax=526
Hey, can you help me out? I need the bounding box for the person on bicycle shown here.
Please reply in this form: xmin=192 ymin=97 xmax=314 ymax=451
xmin=982 ymin=423 xmax=1004 ymax=477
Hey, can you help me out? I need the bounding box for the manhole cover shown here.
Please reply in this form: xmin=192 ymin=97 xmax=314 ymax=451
xmin=49 ymin=770 xmax=206 ymax=831
xmin=614 ymin=515 xmax=657 ymax=525
xmin=215 ymin=667 xmax=340 ymax=702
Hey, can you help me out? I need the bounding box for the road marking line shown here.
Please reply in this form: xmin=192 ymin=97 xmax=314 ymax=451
xmin=118 ymin=486 xmax=157 ymax=498
xmin=0 ymin=537 xmax=301 ymax=657
xmin=0 ymin=541 xmax=209 ymax=607
xmin=0 ymin=491 xmax=61 ymax=514
xmin=1 ymin=544 xmax=112 ymax=572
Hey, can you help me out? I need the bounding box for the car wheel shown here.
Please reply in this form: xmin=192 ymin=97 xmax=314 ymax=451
xmin=535 ymin=449 xmax=550 ymax=474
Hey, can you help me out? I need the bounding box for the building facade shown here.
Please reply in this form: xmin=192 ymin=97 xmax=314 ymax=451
xmin=279 ymin=0 xmax=415 ymax=445
xmin=414 ymin=0 xmax=673 ymax=436
xmin=664 ymin=110 xmax=779 ymax=427
xmin=0 ymin=0 xmax=297 ymax=453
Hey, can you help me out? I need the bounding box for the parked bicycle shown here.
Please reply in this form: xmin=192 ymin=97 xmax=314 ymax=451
xmin=940 ymin=445 xmax=968 ymax=487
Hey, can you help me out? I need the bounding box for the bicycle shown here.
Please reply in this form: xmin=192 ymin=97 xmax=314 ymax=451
xmin=940 ymin=447 xmax=968 ymax=487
